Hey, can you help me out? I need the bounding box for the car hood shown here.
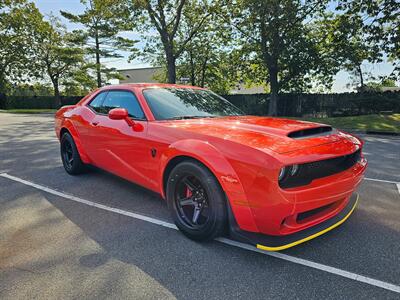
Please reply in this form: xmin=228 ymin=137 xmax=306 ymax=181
xmin=159 ymin=116 xmax=353 ymax=154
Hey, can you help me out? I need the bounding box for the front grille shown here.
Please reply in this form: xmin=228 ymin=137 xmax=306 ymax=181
xmin=280 ymin=150 xmax=361 ymax=189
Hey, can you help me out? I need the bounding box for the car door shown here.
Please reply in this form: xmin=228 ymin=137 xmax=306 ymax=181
xmin=76 ymin=91 xmax=109 ymax=163
xmin=87 ymin=90 xmax=154 ymax=189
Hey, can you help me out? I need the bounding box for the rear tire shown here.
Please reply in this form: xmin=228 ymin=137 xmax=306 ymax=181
xmin=60 ymin=132 xmax=86 ymax=175
xmin=166 ymin=160 xmax=227 ymax=241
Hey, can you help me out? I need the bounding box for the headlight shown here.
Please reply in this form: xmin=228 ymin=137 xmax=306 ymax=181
xmin=278 ymin=167 xmax=288 ymax=181
xmin=279 ymin=165 xmax=299 ymax=181
xmin=290 ymin=164 xmax=299 ymax=176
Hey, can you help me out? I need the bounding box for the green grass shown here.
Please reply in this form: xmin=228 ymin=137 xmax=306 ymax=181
xmin=0 ymin=109 xmax=57 ymax=114
xmin=300 ymin=114 xmax=400 ymax=133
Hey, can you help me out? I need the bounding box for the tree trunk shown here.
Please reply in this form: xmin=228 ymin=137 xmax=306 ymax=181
xmin=0 ymin=74 xmax=6 ymax=108
xmin=166 ymin=54 xmax=176 ymax=84
xmin=259 ymin=22 xmax=279 ymax=116
xmin=200 ymin=56 xmax=208 ymax=88
xmin=357 ymin=65 xmax=364 ymax=91
xmin=0 ymin=73 xmax=7 ymax=107
xmin=52 ymin=78 xmax=61 ymax=108
xmin=95 ymin=30 xmax=101 ymax=88
xmin=268 ymin=66 xmax=279 ymax=116
xmin=189 ymin=50 xmax=196 ymax=86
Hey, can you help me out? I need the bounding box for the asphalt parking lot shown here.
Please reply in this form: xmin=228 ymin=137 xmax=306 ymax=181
xmin=1 ymin=113 xmax=399 ymax=299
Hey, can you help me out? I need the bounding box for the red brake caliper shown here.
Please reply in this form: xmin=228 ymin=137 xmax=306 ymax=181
xmin=186 ymin=187 xmax=193 ymax=198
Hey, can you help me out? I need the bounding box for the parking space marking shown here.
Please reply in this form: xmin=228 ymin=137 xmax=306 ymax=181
xmin=364 ymin=177 xmax=400 ymax=185
xmin=364 ymin=177 xmax=400 ymax=196
xmin=364 ymin=177 xmax=400 ymax=195
xmin=217 ymin=238 xmax=400 ymax=294
xmin=1 ymin=172 xmax=400 ymax=294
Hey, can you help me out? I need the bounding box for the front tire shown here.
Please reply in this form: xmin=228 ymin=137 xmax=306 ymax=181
xmin=166 ymin=160 xmax=227 ymax=241
xmin=60 ymin=132 xmax=86 ymax=175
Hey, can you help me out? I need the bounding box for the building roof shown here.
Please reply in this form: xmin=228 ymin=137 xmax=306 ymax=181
xmin=118 ymin=67 xmax=162 ymax=84
xmin=381 ymin=87 xmax=400 ymax=92
xmin=118 ymin=66 xmax=162 ymax=71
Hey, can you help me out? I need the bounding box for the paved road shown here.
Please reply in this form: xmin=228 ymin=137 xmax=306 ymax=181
xmin=0 ymin=113 xmax=399 ymax=299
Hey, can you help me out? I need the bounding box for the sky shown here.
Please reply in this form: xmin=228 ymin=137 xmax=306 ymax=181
xmin=33 ymin=0 xmax=396 ymax=93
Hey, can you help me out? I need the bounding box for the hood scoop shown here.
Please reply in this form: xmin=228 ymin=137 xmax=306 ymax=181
xmin=287 ymin=126 xmax=333 ymax=139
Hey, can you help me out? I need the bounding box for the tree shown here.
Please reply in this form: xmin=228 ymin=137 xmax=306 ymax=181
xmin=172 ymin=2 xmax=239 ymax=93
xmin=315 ymin=13 xmax=382 ymax=91
xmin=61 ymin=0 xmax=137 ymax=87
xmin=229 ymin=0 xmax=334 ymax=115
xmin=62 ymin=66 xmax=98 ymax=96
xmin=8 ymin=82 xmax=53 ymax=96
xmin=365 ymin=78 xmax=398 ymax=91
xmin=337 ymin=0 xmax=400 ymax=81
xmin=133 ymin=0 xmax=218 ymax=83
xmin=32 ymin=16 xmax=85 ymax=106
xmin=0 ymin=0 xmax=42 ymax=93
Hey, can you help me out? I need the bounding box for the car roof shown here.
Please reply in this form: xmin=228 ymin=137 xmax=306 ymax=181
xmin=99 ymin=83 xmax=206 ymax=91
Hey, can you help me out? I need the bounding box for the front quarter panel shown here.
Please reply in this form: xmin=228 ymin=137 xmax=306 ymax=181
xmin=160 ymin=139 xmax=262 ymax=232
xmin=55 ymin=106 xmax=91 ymax=164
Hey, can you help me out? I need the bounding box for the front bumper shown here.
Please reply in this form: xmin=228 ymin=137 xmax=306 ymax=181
xmin=229 ymin=193 xmax=359 ymax=251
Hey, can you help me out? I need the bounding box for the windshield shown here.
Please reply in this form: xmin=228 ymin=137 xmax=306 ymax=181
xmin=142 ymin=88 xmax=244 ymax=120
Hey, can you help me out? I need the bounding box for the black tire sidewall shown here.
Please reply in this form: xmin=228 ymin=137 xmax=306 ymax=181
xmin=166 ymin=160 xmax=227 ymax=241
xmin=60 ymin=133 xmax=85 ymax=175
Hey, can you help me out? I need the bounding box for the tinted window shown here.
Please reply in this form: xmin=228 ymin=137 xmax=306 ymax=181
xmin=101 ymin=91 xmax=145 ymax=119
xmin=88 ymin=92 xmax=107 ymax=113
xmin=143 ymin=88 xmax=244 ymax=120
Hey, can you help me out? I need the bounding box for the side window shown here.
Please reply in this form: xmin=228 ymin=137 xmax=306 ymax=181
xmin=88 ymin=92 xmax=107 ymax=113
xmin=102 ymin=91 xmax=145 ymax=120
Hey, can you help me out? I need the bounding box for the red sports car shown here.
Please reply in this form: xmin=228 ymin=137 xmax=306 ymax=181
xmin=55 ymin=83 xmax=367 ymax=251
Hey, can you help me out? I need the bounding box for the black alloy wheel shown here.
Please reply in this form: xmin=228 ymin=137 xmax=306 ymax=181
xmin=61 ymin=138 xmax=74 ymax=170
xmin=175 ymin=174 xmax=210 ymax=229
xmin=60 ymin=132 xmax=86 ymax=175
xmin=167 ymin=160 xmax=227 ymax=241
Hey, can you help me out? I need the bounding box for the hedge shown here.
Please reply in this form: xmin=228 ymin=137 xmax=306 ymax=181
xmin=0 ymin=95 xmax=83 ymax=110
xmin=1 ymin=91 xmax=399 ymax=117
xmin=223 ymin=91 xmax=400 ymax=117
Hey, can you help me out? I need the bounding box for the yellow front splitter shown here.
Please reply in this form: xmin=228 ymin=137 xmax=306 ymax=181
xmin=256 ymin=194 xmax=359 ymax=251
xmin=228 ymin=193 xmax=359 ymax=252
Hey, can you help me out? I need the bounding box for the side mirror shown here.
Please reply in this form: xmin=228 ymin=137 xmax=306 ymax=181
xmin=108 ymin=108 xmax=128 ymax=120
xmin=108 ymin=107 xmax=143 ymax=131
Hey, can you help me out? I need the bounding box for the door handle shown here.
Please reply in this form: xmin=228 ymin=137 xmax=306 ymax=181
xmin=91 ymin=121 xmax=99 ymax=126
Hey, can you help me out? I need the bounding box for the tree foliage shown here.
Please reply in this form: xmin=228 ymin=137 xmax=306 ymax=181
xmin=61 ymin=0 xmax=137 ymax=87
xmin=32 ymin=16 xmax=86 ymax=106
xmin=229 ymin=0 xmax=338 ymax=115
xmin=315 ymin=12 xmax=382 ymax=90
xmin=7 ymin=82 xmax=53 ymax=97
xmin=337 ymin=0 xmax=400 ymax=81
xmin=0 ymin=0 xmax=41 ymax=92
xmin=170 ymin=2 xmax=239 ymax=93
xmin=1 ymin=0 xmax=399 ymax=104
xmin=132 ymin=0 xmax=220 ymax=83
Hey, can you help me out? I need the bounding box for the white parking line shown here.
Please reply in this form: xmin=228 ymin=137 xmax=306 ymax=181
xmin=1 ymin=172 xmax=400 ymax=294
xmin=364 ymin=177 xmax=400 ymax=185
xmin=364 ymin=177 xmax=400 ymax=196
